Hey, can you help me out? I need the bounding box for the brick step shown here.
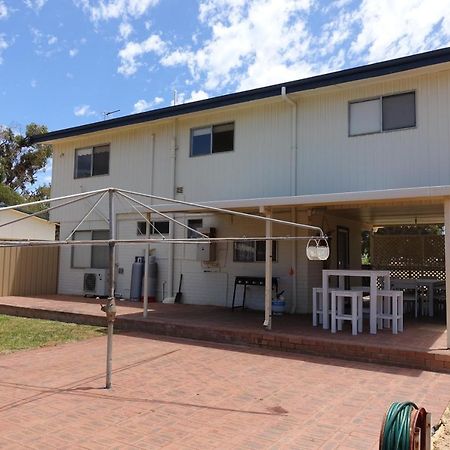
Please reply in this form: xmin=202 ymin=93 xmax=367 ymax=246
xmin=1 ymin=303 xmax=449 ymax=374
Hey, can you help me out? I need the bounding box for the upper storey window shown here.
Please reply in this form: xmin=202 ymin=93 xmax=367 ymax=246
xmin=74 ymin=144 xmax=110 ymax=178
xmin=349 ymin=92 xmax=416 ymax=136
xmin=190 ymin=122 xmax=234 ymax=157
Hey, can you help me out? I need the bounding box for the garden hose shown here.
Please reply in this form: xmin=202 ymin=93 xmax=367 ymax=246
xmin=380 ymin=401 xmax=418 ymax=450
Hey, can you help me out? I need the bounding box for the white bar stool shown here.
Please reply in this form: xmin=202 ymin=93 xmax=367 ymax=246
xmin=331 ymin=290 xmax=363 ymax=336
xmin=312 ymin=287 xmax=344 ymax=326
xmin=376 ymin=290 xmax=403 ymax=334
xmin=312 ymin=288 xmax=327 ymax=326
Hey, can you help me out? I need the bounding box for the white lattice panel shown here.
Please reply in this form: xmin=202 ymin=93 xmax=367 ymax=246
xmin=372 ymin=234 xmax=445 ymax=280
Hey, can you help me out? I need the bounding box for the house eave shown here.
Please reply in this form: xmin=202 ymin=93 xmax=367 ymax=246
xmin=30 ymin=47 xmax=450 ymax=144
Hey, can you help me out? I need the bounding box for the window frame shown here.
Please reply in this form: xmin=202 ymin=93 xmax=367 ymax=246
xmin=190 ymin=122 xmax=235 ymax=157
xmin=233 ymin=240 xmax=278 ymax=263
xmin=348 ymin=91 xmax=416 ymax=137
xmin=137 ymin=220 xmax=170 ymax=236
xmin=187 ymin=218 xmax=203 ymax=238
xmin=74 ymin=143 xmax=110 ymax=179
xmin=71 ymin=229 xmax=109 ymax=269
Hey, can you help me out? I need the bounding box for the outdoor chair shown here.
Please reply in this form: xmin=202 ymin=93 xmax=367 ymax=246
xmin=312 ymin=287 xmax=346 ymax=326
xmin=330 ymin=290 xmax=363 ymax=336
xmin=376 ymin=290 xmax=403 ymax=334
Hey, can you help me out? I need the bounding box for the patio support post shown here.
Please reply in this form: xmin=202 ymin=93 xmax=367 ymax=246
xmin=445 ymin=200 xmax=450 ymax=348
xmin=262 ymin=207 xmax=273 ymax=330
xmin=103 ymin=188 xmax=117 ymax=389
xmin=143 ymin=212 xmax=150 ymax=318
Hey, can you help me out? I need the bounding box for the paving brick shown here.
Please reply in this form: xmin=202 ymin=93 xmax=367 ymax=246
xmin=0 ymin=331 xmax=450 ymax=448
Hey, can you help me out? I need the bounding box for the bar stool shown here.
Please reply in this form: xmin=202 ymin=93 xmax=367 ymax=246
xmin=312 ymin=288 xmax=328 ymax=326
xmin=377 ymin=290 xmax=403 ymax=334
xmin=331 ymin=290 xmax=363 ymax=335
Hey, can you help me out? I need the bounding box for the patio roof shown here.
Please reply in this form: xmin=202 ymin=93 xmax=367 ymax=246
xmin=147 ymin=185 xmax=450 ymax=224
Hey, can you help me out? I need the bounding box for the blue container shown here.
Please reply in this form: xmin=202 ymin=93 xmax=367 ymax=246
xmin=272 ymin=299 xmax=286 ymax=315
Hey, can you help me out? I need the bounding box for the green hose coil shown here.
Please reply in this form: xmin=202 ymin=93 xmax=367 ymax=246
xmin=381 ymin=401 xmax=418 ymax=450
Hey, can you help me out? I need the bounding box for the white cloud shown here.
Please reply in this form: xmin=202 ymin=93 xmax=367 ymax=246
xmin=30 ymin=28 xmax=61 ymax=57
xmin=350 ymin=0 xmax=450 ymax=63
xmin=0 ymin=34 xmax=7 ymax=64
xmin=75 ymin=0 xmax=159 ymax=22
xmin=24 ymin=0 xmax=48 ymax=11
xmin=30 ymin=79 xmax=37 ymax=88
xmin=187 ymin=90 xmax=209 ymax=102
xmin=118 ymin=34 xmax=166 ymax=76
xmin=69 ymin=48 xmax=79 ymax=57
xmin=74 ymin=104 xmax=97 ymax=117
xmin=133 ymin=96 xmax=164 ymax=113
xmin=0 ymin=1 xmax=8 ymax=19
xmin=162 ymin=0 xmax=315 ymax=91
xmin=153 ymin=0 xmax=450 ymax=95
xmin=119 ymin=22 xmax=133 ymax=39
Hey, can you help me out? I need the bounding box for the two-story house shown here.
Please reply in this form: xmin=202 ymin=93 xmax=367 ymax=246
xmin=32 ymin=48 xmax=450 ymax=336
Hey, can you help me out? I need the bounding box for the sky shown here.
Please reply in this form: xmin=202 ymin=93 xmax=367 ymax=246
xmin=0 ymin=0 xmax=450 ymax=186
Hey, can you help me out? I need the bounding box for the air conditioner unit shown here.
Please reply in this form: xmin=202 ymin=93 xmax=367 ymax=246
xmin=83 ymin=269 xmax=109 ymax=297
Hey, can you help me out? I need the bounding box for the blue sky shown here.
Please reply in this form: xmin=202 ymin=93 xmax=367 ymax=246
xmin=0 ymin=0 xmax=449 ymax=186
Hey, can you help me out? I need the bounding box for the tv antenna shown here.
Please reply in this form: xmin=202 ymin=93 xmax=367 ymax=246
xmin=103 ymin=109 xmax=120 ymax=120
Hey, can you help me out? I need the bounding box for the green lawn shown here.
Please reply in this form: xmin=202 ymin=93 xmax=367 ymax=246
xmin=0 ymin=315 xmax=105 ymax=353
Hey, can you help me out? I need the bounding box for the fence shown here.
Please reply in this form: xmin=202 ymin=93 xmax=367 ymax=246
xmin=371 ymin=234 xmax=445 ymax=280
xmin=0 ymin=246 xmax=59 ymax=296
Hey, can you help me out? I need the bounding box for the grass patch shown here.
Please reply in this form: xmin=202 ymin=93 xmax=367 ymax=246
xmin=0 ymin=315 xmax=105 ymax=353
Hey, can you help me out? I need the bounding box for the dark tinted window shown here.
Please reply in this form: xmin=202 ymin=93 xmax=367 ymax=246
xmin=212 ymin=123 xmax=234 ymax=153
xmin=255 ymin=240 xmax=277 ymax=262
xmin=187 ymin=219 xmax=203 ymax=238
xmin=151 ymin=221 xmax=170 ymax=234
xmin=382 ymin=92 xmax=416 ymax=131
xmin=75 ymin=148 xmax=92 ymax=178
xmin=91 ymin=230 xmax=109 ymax=269
xmin=191 ymin=128 xmax=211 ymax=156
xmin=92 ymin=145 xmax=110 ymax=176
xmin=137 ymin=221 xmax=146 ymax=235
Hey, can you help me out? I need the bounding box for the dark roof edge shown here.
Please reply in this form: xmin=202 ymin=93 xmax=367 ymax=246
xmin=31 ymin=47 xmax=450 ymax=144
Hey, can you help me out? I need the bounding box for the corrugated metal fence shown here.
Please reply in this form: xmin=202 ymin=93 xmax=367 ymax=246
xmin=0 ymin=246 xmax=59 ymax=296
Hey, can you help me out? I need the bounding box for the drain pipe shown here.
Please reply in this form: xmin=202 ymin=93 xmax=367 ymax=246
xmin=167 ymin=121 xmax=177 ymax=298
xmin=281 ymin=86 xmax=297 ymax=197
xmin=282 ymin=87 xmax=299 ymax=313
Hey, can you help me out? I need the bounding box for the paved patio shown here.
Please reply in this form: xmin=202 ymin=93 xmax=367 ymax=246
xmin=0 ymin=332 xmax=449 ymax=449
xmin=0 ymin=295 xmax=449 ymax=373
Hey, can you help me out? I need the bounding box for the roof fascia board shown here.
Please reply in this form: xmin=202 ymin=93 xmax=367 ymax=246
xmin=148 ymin=185 xmax=450 ymax=213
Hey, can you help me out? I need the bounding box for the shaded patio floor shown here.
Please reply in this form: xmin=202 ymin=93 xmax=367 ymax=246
xmin=0 ymin=294 xmax=449 ymax=373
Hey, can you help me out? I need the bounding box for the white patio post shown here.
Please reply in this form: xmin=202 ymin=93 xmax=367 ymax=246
xmin=444 ymin=200 xmax=450 ymax=348
xmin=143 ymin=212 xmax=150 ymax=318
xmin=262 ymin=206 xmax=273 ymax=330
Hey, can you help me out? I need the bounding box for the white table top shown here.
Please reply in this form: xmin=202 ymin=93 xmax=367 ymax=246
xmin=323 ymin=269 xmax=390 ymax=277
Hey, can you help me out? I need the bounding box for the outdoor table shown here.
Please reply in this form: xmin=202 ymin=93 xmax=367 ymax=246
xmin=390 ymin=278 xmax=445 ymax=317
xmin=322 ymin=270 xmax=391 ymax=335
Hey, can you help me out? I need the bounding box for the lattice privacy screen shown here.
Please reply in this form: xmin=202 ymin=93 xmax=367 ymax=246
xmin=372 ymin=234 xmax=445 ymax=280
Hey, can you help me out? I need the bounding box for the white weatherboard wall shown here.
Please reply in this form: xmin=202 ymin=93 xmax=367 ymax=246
xmin=297 ymin=67 xmax=450 ymax=195
xmin=0 ymin=210 xmax=55 ymax=240
xmin=56 ymin=209 xmax=325 ymax=313
xmin=51 ymin=66 xmax=450 ymax=217
xmin=50 ymin=123 xmax=174 ymax=223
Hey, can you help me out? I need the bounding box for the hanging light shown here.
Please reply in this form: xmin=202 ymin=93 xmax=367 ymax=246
xmin=306 ymin=237 xmax=330 ymax=261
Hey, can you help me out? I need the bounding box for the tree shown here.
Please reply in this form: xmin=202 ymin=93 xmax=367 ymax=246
xmin=0 ymin=184 xmax=24 ymax=206
xmin=0 ymin=123 xmax=52 ymax=194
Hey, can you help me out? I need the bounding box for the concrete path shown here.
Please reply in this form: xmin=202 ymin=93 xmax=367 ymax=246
xmin=0 ymin=332 xmax=449 ymax=449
